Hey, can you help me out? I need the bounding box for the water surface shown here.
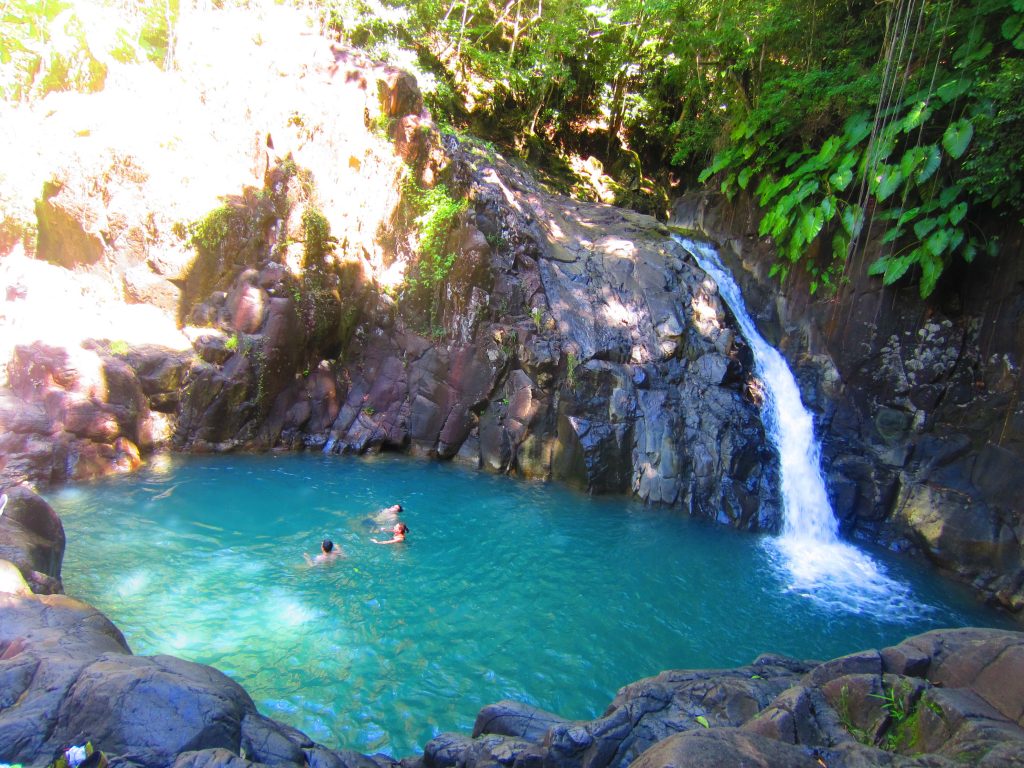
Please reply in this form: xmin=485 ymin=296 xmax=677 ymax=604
xmin=53 ymin=453 xmax=1013 ymax=757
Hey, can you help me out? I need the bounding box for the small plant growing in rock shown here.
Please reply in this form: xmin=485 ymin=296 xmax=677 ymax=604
xmin=530 ymin=306 xmax=543 ymax=332
xmin=566 ymin=352 xmax=580 ymax=389
xmin=225 ymin=334 xmax=239 ymax=352
xmin=109 ymin=340 xmax=129 ymax=356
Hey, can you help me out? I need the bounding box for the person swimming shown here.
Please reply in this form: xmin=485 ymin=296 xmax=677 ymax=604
xmin=304 ymin=538 xmax=345 ymax=565
xmin=372 ymin=522 xmax=408 ymax=545
xmin=372 ymin=503 xmax=403 ymax=525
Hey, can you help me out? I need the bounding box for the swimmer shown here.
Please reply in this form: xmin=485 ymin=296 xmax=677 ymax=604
xmin=304 ymin=539 xmax=345 ymax=565
xmin=372 ymin=503 xmax=403 ymax=526
xmin=372 ymin=522 xmax=408 ymax=545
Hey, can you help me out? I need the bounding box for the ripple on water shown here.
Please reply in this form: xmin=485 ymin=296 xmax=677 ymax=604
xmin=52 ymin=453 xmax=1014 ymax=758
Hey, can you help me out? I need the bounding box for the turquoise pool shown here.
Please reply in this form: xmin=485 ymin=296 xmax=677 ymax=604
xmin=52 ymin=453 xmax=1014 ymax=757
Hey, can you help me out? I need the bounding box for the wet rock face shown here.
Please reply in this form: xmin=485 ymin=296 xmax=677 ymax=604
xmin=673 ymin=192 xmax=1024 ymax=614
xmin=255 ymin=150 xmax=781 ymax=531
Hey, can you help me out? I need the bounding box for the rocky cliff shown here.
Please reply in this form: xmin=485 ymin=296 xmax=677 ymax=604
xmin=0 ymin=7 xmax=778 ymax=533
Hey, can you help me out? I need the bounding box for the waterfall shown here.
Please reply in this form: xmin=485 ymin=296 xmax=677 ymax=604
xmin=676 ymin=235 xmax=924 ymax=617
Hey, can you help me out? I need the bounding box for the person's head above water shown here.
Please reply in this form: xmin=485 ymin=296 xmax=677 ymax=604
xmin=393 ymin=523 xmax=409 ymax=535
xmin=322 ymin=539 xmax=334 ymax=553
xmin=385 ymin=503 xmax=403 ymax=514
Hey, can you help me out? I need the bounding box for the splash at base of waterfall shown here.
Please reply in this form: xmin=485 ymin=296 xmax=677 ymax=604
xmin=763 ymin=535 xmax=930 ymax=618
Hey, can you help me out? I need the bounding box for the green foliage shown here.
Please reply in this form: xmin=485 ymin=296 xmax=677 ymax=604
xmin=695 ymin=715 xmax=710 ymax=729
xmin=401 ymin=175 xmax=468 ymax=326
xmin=301 ymin=207 xmax=334 ymax=270
xmin=225 ymin=334 xmax=239 ymax=352
xmin=530 ymin=306 xmax=543 ymax=332
xmin=109 ymin=339 xmax=130 ymax=355
xmin=701 ymin=0 xmax=1023 ymax=298
xmin=0 ymin=0 xmax=106 ymax=101
xmin=565 ymin=351 xmax=580 ymax=389
xmin=0 ymin=0 xmax=180 ymax=102
xmin=188 ymin=205 xmax=233 ymax=253
xmin=870 ymin=683 xmax=913 ymax=752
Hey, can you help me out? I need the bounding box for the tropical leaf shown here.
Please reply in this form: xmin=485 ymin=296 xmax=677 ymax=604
xmin=926 ymin=228 xmax=952 ymax=256
xmin=696 ymin=716 xmax=710 ymax=729
xmin=939 ymin=184 xmax=963 ymax=207
xmin=738 ymin=166 xmax=754 ymax=190
xmin=801 ymin=206 xmax=825 ymax=243
xmin=874 ymin=166 xmax=904 ymax=202
xmin=897 ymin=206 xmax=921 ymax=227
xmin=816 ymin=136 xmax=842 ymax=164
xmin=868 ymin=255 xmax=890 ymax=277
xmin=841 ymin=205 xmax=863 ymax=238
xmin=937 ymin=78 xmax=971 ymax=102
xmin=829 ymin=167 xmax=853 ymax=191
xmin=913 ymin=217 xmax=938 ymax=239
xmin=881 ymin=226 xmax=903 ymax=244
xmin=883 ymin=253 xmax=915 ymax=284
xmin=948 ymin=201 xmax=967 ymax=225
xmin=902 ymin=101 xmax=931 ymax=132
xmin=1002 ymin=14 xmax=1023 ymax=43
xmin=916 ymin=145 xmax=941 ymax=184
xmin=832 ymin=231 xmax=850 ymax=260
xmin=919 ymin=250 xmax=943 ymax=297
xmin=842 ymin=112 xmax=872 ymax=147
xmin=942 ymin=119 xmax=974 ymax=159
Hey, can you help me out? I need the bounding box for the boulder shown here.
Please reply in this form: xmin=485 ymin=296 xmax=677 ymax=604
xmin=0 ymin=484 xmax=65 ymax=593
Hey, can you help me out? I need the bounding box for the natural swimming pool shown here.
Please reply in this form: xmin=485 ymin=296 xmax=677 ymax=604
xmin=52 ymin=453 xmax=1015 ymax=758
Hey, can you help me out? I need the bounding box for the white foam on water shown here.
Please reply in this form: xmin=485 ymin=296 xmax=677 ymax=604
xmin=676 ymin=235 xmax=928 ymax=619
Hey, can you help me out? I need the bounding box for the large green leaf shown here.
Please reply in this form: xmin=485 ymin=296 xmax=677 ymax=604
xmin=874 ymin=166 xmax=904 ymax=202
xmin=942 ymin=119 xmax=974 ymax=159
xmin=843 ymin=112 xmax=872 ymax=147
xmin=738 ymin=166 xmax=754 ymax=190
xmin=937 ymin=78 xmax=971 ymax=102
xmin=948 ymin=201 xmax=968 ymax=225
xmin=801 ymin=206 xmax=825 ymax=243
xmin=1003 ymin=14 xmax=1023 ymax=43
xmin=816 ymin=136 xmax=842 ymax=164
xmin=926 ymin=228 xmax=952 ymax=256
xmin=829 ymin=168 xmax=853 ymax=191
xmin=940 ymin=184 xmax=963 ymax=208
xmin=841 ymin=205 xmax=863 ymax=238
xmin=883 ymin=254 xmax=914 ymax=284
xmin=868 ymin=255 xmax=890 ymax=277
xmin=919 ymin=250 xmax=943 ymax=298
xmin=897 ymin=206 xmax=921 ymax=227
xmin=914 ymin=217 xmax=938 ymax=239
xmin=882 ymin=226 xmax=903 ymax=244
xmin=916 ymin=145 xmax=941 ymax=184
xmin=902 ymin=101 xmax=931 ymax=133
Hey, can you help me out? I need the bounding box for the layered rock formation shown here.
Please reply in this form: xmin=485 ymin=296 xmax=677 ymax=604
xmin=673 ymin=194 xmax=1024 ymax=614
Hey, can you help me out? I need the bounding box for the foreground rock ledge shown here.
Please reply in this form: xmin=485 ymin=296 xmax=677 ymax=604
xmin=2 ymin=584 xmax=1022 ymax=768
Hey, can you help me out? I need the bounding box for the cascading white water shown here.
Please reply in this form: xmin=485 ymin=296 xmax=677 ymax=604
xmin=677 ymin=235 xmax=925 ymax=616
